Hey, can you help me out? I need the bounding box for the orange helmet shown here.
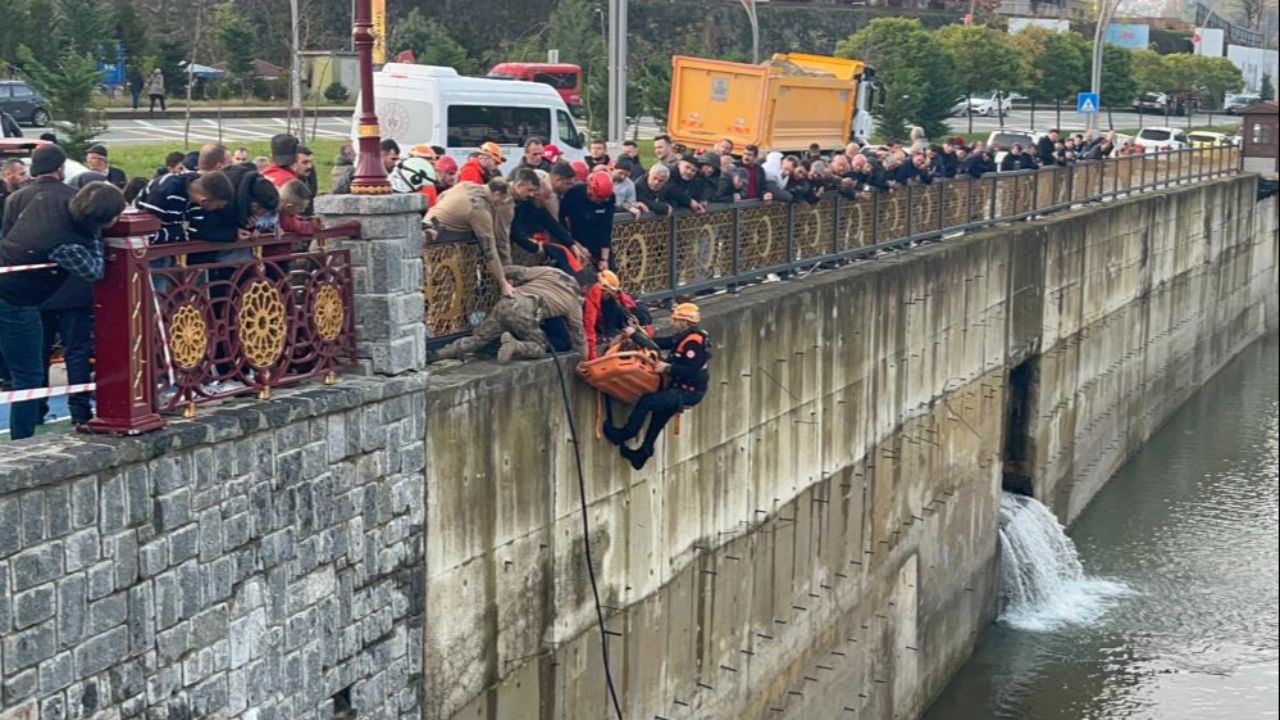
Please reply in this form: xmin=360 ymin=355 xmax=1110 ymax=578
xmin=671 ymin=302 xmax=700 ymax=324
xmin=408 ymin=143 xmax=437 ymax=160
xmin=598 ymin=269 xmax=620 ymax=292
xmin=479 ymin=141 xmax=505 ymax=164
xmin=586 ymin=170 xmax=614 ymax=201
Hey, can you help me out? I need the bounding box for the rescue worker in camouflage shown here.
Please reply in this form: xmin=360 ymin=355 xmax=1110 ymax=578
xmin=431 ymin=265 xmax=598 ymax=363
xmin=424 ymin=177 xmax=524 ymax=297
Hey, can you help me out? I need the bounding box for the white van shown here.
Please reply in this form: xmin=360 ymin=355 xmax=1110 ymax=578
xmin=355 ymin=63 xmax=588 ymax=175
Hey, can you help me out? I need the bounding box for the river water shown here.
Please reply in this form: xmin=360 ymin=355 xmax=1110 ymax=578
xmin=924 ymin=334 xmax=1280 ymax=720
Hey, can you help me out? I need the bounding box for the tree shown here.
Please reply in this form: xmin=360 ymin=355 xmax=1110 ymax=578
xmin=1099 ymin=44 xmax=1138 ymax=110
xmin=217 ymin=1 xmax=256 ymax=98
xmin=15 ymin=45 xmax=106 ymax=159
xmin=935 ymin=24 xmax=1022 ymax=132
xmin=112 ymin=0 xmax=150 ymax=66
xmin=388 ymin=8 xmax=478 ymax=75
xmin=836 ymin=18 xmax=957 ymax=142
xmin=56 ymin=0 xmax=114 ymax=59
xmin=1261 ymin=73 xmax=1275 ymax=101
xmin=1192 ymin=55 xmax=1245 ymax=110
xmin=1013 ymin=28 xmax=1088 ymax=128
xmin=1131 ymin=49 xmax=1168 ymax=96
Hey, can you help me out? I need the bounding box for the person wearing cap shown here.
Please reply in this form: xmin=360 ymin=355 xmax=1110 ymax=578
xmin=595 ymin=269 xmax=653 ymax=343
xmin=0 ymin=145 xmax=126 ymax=438
xmin=602 ymin=301 xmax=711 ymax=469
xmin=431 ymin=264 xmax=596 ymax=364
xmin=83 ymin=142 xmax=127 ymax=188
xmin=459 ymin=142 xmax=504 ymax=185
xmin=510 ymin=137 xmax=552 ymax=177
xmin=434 ymin=155 xmax=458 ymax=193
xmin=664 ymin=155 xmax=706 ymax=214
xmin=261 ymin=134 xmax=321 ymax=241
xmin=692 ymin=152 xmax=733 ymax=204
xmin=559 ymin=169 xmax=616 ymax=271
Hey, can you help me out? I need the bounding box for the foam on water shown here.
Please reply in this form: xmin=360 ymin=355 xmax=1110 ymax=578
xmin=997 ymin=492 xmax=1132 ymax=632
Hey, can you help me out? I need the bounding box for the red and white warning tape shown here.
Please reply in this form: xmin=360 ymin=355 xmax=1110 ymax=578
xmin=0 ymin=262 xmax=57 ymax=275
xmin=0 ymin=382 xmax=96 ymax=404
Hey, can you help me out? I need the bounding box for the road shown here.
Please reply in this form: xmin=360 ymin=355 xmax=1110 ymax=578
xmin=27 ymin=116 xmax=354 ymax=146
xmin=19 ymin=108 xmax=1237 ymax=148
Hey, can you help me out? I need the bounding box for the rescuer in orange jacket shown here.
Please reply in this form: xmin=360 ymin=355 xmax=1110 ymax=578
xmin=602 ymin=302 xmax=710 ymax=469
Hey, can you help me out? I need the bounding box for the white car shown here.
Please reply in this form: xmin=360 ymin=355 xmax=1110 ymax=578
xmin=952 ymin=92 xmax=1016 ymax=118
xmin=1134 ymin=127 xmax=1189 ymax=152
xmin=986 ymin=129 xmax=1045 ymax=166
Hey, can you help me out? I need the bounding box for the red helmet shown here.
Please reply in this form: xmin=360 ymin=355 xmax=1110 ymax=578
xmin=435 ymin=156 xmax=458 ymax=174
xmin=586 ymin=170 xmax=614 ymax=201
xmin=542 ymin=144 xmax=563 ymax=163
xmin=570 ymin=159 xmax=590 ymax=181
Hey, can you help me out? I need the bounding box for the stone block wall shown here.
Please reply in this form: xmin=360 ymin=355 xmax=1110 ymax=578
xmin=0 ymin=375 xmax=427 ymax=720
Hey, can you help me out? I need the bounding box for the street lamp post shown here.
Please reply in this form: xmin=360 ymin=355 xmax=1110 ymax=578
xmin=1088 ymin=0 xmax=1122 ymax=131
xmin=350 ymin=0 xmax=391 ymax=193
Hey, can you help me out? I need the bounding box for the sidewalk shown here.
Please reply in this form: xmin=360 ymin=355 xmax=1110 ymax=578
xmin=104 ymin=106 xmax=351 ymax=120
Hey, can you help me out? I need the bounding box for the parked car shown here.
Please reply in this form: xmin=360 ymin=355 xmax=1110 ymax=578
xmin=985 ymin=128 xmax=1045 ymax=166
xmin=951 ymin=91 xmax=1016 ymax=117
xmin=1224 ymin=93 xmax=1260 ymax=114
xmin=1135 ymin=127 xmax=1189 ymax=152
xmin=0 ymin=138 xmax=90 ymax=182
xmin=1187 ymin=131 xmax=1238 ymax=148
xmin=0 ymin=80 xmax=51 ymax=127
xmin=1133 ymin=92 xmax=1185 ymax=116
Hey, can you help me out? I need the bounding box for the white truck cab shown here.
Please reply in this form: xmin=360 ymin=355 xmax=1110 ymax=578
xmin=355 ymin=63 xmax=588 ymax=175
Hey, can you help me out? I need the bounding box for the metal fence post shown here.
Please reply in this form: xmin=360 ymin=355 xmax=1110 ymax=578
xmin=905 ymin=183 xmax=914 ymax=239
xmin=730 ymin=205 xmax=741 ymax=293
xmin=786 ymin=201 xmax=796 ymax=267
xmin=667 ymin=212 xmax=678 ymax=296
xmin=832 ymin=195 xmax=841 ymax=255
xmin=1066 ymin=165 xmax=1074 ymax=206
xmin=871 ymin=191 xmax=880 ymax=247
xmin=989 ymin=173 xmax=998 ymax=220
xmin=937 ymin=181 xmax=946 ymax=233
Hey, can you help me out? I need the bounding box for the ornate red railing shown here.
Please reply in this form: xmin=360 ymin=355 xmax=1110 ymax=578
xmin=86 ymin=212 xmax=360 ymax=435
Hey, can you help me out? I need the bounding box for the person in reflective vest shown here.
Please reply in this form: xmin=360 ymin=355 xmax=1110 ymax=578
xmin=602 ymin=302 xmax=710 ymax=469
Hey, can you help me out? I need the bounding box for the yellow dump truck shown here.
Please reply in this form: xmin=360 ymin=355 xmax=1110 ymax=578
xmin=666 ymin=53 xmax=877 ymax=153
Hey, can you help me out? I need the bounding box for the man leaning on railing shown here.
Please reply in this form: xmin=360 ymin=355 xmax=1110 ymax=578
xmin=0 ymin=145 xmax=125 ymax=440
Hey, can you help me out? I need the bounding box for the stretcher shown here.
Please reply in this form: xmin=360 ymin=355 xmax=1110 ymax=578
xmin=575 ymin=339 xmax=671 ymax=440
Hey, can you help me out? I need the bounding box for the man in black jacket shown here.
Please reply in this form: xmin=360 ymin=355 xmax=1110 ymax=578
xmin=509 ymin=137 xmax=553 ymax=177
xmin=1037 ymin=130 xmax=1060 ymax=166
xmin=634 ymin=164 xmax=675 ymax=215
xmin=0 ymin=145 xmax=124 ymax=438
xmin=85 ymin=145 xmax=128 ymax=189
xmin=664 ymin=156 xmax=706 ymax=213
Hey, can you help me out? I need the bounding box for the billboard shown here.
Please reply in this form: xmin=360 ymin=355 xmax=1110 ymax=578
xmin=1104 ymin=23 xmax=1150 ymax=49
xmin=1194 ymin=27 xmax=1227 ymax=57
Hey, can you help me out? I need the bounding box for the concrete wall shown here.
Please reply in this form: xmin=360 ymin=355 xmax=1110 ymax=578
xmin=2 ymin=175 xmax=1274 ymax=720
xmin=421 ymin=174 xmax=1276 ymax=720
xmin=1021 ymin=180 xmax=1279 ymax=523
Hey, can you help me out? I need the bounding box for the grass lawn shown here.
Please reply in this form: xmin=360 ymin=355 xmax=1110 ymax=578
xmin=109 ymin=138 xmax=349 ymax=193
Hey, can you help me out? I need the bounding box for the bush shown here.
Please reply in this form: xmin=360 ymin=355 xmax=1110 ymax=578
xmin=323 ymin=81 xmax=349 ymax=104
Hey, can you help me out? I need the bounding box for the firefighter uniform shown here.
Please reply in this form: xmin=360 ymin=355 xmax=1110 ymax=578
xmin=604 ymin=304 xmax=710 ymax=469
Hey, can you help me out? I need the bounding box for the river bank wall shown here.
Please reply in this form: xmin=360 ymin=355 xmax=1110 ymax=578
xmin=0 ymin=174 xmax=1273 ymax=720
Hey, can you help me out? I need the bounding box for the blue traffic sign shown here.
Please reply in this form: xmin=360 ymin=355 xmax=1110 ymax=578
xmin=1076 ymin=91 xmax=1100 ymax=114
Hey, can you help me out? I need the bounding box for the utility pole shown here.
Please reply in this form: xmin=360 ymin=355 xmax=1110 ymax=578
xmin=1088 ymin=0 xmax=1121 ymax=130
xmin=290 ymin=0 xmax=304 ymax=139
xmin=607 ymin=0 xmax=628 ymax=143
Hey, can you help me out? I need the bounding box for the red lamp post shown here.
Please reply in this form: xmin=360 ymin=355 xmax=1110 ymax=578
xmin=350 ymin=0 xmax=392 ymax=193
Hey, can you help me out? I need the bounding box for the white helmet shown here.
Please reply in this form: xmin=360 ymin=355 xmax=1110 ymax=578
xmin=390 ymin=156 xmax=437 ymax=194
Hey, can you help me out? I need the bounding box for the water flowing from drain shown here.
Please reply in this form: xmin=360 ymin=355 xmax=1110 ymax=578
xmin=997 ymin=492 xmax=1131 ymax=632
